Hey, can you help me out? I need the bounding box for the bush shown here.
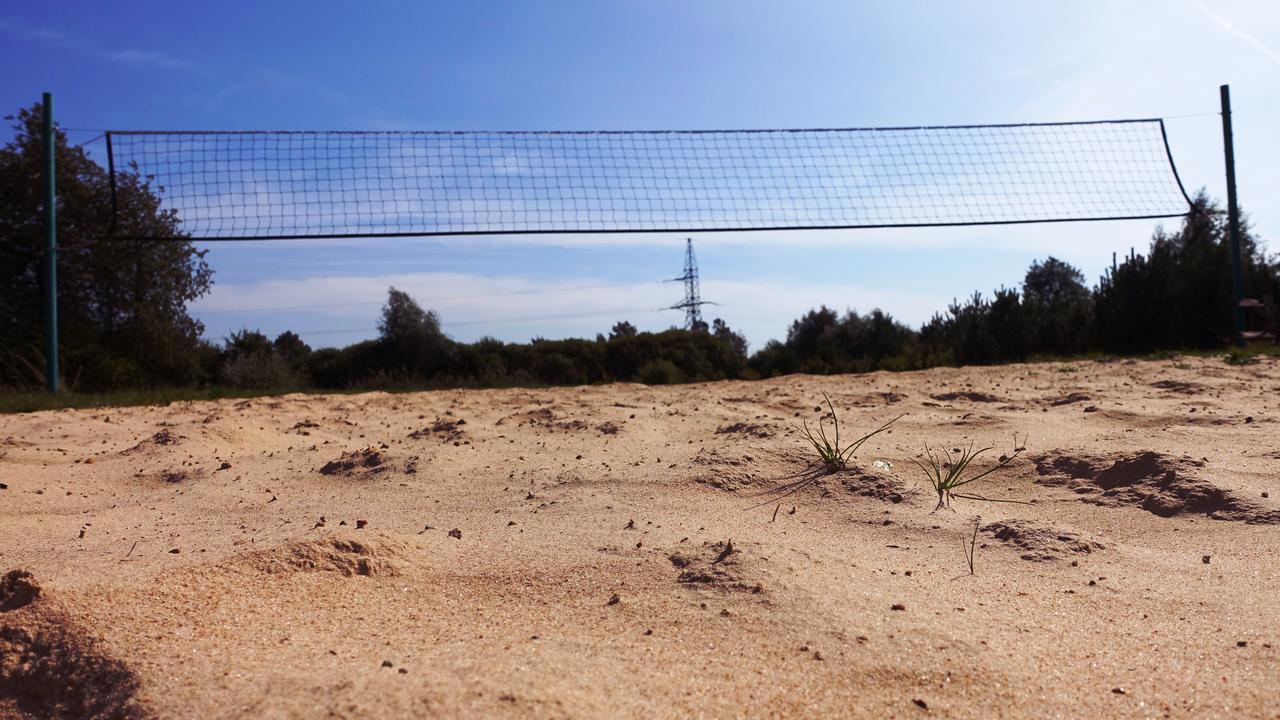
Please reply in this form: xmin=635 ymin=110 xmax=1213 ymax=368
xmin=219 ymin=352 xmax=300 ymax=390
xmin=638 ymin=358 xmax=683 ymax=385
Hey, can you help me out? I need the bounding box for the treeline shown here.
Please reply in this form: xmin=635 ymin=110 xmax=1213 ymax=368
xmin=211 ymin=291 xmax=750 ymax=390
xmin=177 ymin=192 xmax=1280 ymax=392
xmin=750 ymin=193 xmax=1278 ymax=376
xmin=2 ymin=100 xmax=1278 ymax=395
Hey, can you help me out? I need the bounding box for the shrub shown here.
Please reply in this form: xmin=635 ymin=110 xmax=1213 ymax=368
xmin=638 ymin=358 xmax=683 ymax=385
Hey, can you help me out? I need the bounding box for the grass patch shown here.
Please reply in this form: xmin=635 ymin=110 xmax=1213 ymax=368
xmin=1223 ymin=350 xmax=1260 ymax=366
xmin=796 ymin=392 xmax=901 ymax=473
xmin=746 ymin=394 xmax=901 ymax=509
xmin=912 ymin=435 xmax=1027 ymax=512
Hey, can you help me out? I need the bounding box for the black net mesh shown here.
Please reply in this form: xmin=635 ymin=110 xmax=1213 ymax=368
xmin=106 ymin=119 xmax=1191 ymax=240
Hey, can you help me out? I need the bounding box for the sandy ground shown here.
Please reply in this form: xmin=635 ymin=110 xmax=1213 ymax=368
xmin=1 ymin=356 xmax=1278 ymax=719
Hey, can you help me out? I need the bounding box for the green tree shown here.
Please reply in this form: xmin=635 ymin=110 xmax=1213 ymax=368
xmin=1022 ymin=257 xmax=1091 ymax=356
xmin=711 ymin=317 xmax=749 ymax=358
xmin=377 ymin=287 xmax=454 ymax=377
xmin=1094 ymin=192 xmax=1273 ymax=352
xmin=609 ymin=320 xmax=638 ymax=339
xmin=0 ymin=102 xmax=213 ymax=390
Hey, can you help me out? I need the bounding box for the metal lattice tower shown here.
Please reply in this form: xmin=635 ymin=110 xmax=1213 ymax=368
xmin=669 ymin=238 xmax=714 ymax=330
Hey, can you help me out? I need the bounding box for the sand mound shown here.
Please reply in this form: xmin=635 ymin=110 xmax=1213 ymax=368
xmin=407 ymin=417 xmax=467 ymax=443
xmin=668 ymin=540 xmax=764 ymax=594
xmin=242 ymin=533 xmax=411 ymax=577
xmin=0 ymin=578 xmax=143 ymax=719
xmin=1034 ymin=451 xmax=1279 ymax=523
xmin=831 ymin=464 xmax=910 ymax=504
xmin=1047 ymin=392 xmax=1091 ymax=406
xmin=0 ymin=571 xmax=41 ymax=613
xmin=1150 ymin=380 xmax=1205 ymax=395
xmin=131 ymin=468 xmax=200 ymax=487
xmin=497 ymin=407 xmax=603 ymax=433
xmin=715 ymin=422 xmax=775 ymax=439
xmin=980 ymin=520 xmax=1105 ymax=561
xmin=317 ymin=447 xmax=391 ymax=478
xmin=121 ymin=429 xmax=180 ymax=455
xmin=693 ymin=449 xmax=909 ymax=504
xmin=689 ymin=448 xmax=763 ymax=492
xmin=931 ymin=391 xmax=1002 ymax=403
xmin=852 ymin=391 xmax=907 ymax=405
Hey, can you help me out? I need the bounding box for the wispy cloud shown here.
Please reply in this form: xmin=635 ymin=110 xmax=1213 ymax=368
xmin=0 ymin=17 xmax=203 ymax=72
xmin=105 ymin=48 xmax=199 ymax=71
xmin=1189 ymin=0 xmax=1280 ymax=66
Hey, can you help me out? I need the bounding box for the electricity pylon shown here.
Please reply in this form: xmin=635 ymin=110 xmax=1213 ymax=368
xmin=668 ymin=238 xmax=715 ymax=331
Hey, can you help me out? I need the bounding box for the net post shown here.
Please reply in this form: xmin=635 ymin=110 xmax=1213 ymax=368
xmin=106 ymin=132 xmax=118 ymax=238
xmin=41 ymin=92 xmax=59 ymax=394
xmin=1219 ymin=84 xmax=1245 ymax=346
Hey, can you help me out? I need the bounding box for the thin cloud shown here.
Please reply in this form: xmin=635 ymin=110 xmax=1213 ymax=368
xmin=0 ymin=17 xmax=203 ymax=72
xmin=1190 ymin=0 xmax=1280 ymax=66
xmin=106 ymin=48 xmax=199 ymax=71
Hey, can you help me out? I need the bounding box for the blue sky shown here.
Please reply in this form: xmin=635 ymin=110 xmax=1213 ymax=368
xmin=3 ymin=1 xmax=1279 ymax=350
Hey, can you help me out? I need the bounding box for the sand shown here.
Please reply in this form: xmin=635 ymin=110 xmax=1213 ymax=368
xmin=1 ymin=356 xmax=1278 ymax=718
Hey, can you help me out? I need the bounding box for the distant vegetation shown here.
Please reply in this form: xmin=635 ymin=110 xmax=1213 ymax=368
xmin=3 ymin=101 xmax=1279 ymax=405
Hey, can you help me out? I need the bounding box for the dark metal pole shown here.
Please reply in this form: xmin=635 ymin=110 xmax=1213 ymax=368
xmin=42 ymin=92 xmax=59 ymax=393
xmin=1220 ymin=84 xmax=1245 ymax=345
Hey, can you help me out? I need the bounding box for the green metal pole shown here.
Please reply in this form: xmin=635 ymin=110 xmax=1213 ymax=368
xmin=1219 ymin=84 xmax=1245 ymax=345
xmin=42 ymin=92 xmax=59 ymax=393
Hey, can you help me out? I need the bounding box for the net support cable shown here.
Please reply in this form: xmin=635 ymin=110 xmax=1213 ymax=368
xmin=105 ymin=119 xmax=1193 ymax=240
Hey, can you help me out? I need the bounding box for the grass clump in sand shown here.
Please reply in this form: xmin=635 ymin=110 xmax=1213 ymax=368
xmin=746 ymin=394 xmax=901 ymax=509
xmin=796 ymin=392 xmax=901 ymax=474
xmin=912 ymin=435 xmax=1027 ymax=512
xmin=1223 ymin=350 xmax=1259 ymax=366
